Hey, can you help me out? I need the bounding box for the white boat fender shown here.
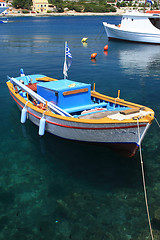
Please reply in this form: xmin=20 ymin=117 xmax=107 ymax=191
xmin=21 ymin=106 xmax=27 ymax=123
xmin=39 ymin=116 xmax=46 ymax=136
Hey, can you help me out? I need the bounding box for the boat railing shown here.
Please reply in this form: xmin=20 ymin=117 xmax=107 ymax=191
xmin=8 ymin=76 xmax=72 ymax=118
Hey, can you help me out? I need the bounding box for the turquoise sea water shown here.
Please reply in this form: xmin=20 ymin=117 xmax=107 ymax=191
xmin=1 ymin=16 xmax=160 ymax=239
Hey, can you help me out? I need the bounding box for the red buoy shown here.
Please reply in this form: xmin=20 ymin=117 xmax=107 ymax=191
xmin=104 ymin=45 xmax=108 ymax=51
xmin=91 ymin=53 xmax=97 ymax=59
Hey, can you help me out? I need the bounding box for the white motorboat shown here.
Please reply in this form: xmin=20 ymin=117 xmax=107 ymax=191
xmin=103 ymin=11 xmax=160 ymax=44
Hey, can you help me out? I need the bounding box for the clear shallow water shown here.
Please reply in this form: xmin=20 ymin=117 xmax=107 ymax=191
xmin=1 ymin=16 xmax=160 ymax=239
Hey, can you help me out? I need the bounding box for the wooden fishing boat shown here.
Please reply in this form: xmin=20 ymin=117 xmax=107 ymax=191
xmin=6 ymin=71 xmax=154 ymax=157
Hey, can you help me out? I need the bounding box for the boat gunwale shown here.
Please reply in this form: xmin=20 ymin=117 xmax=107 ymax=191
xmin=7 ymin=81 xmax=154 ymax=125
xmin=122 ymin=11 xmax=160 ymax=18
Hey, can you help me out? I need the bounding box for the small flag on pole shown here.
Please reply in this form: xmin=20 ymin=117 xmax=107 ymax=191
xmin=147 ymin=0 xmax=153 ymax=5
xmin=63 ymin=42 xmax=72 ymax=79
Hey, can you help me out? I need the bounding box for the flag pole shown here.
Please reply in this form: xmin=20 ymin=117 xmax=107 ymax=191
xmin=64 ymin=41 xmax=67 ymax=79
xmin=144 ymin=0 xmax=146 ymax=12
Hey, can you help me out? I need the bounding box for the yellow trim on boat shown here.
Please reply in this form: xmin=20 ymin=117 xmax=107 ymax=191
xmin=36 ymin=76 xmax=57 ymax=82
xmin=91 ymin=91 xmax=143 ymax=108
xmin=7 ymin=81 xmax=154 ymax=125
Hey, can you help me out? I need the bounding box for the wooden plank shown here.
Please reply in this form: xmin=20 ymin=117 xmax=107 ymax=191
xmin=120 ymin=108 xmax=140 ymax=115
xmin=63 ymin=88 xmax=88 ymax=96
xmin=36 ymin=77 xmax=57 ymax=82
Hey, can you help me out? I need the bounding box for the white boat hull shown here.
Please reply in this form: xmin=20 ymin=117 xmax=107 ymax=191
xmin=103 ymin=22 xmax=160 ymax=44
xmin=10 ymin=90 xmax=151 ymax=157
xmin=0 ymin=7 xmax=8 ymax=14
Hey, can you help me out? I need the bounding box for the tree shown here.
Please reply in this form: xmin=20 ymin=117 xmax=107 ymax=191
xmin=120 ymin=1 xmax=126 ymax=7
xmin=128 ymin=1 xmax=132 ymax=7
xmin=12 ymin=0 xmax=32 ymax=9
xmin=116 ymin=1 xmax=121 ymax=8
xmin=48 ymin=0 xmax=63 ymax=5
xmin=98 ymin=0 xmax=106 ymax=4
xmin=48 ymin=0 xmax=64 ymax=12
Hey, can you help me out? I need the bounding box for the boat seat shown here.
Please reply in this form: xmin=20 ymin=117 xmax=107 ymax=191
xmin=64 ymin=102 xmax=107 ymax=113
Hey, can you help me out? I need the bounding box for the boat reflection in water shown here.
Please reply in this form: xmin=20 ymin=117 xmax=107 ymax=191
xmin=118 ymin=44 xmax=160 ymax=75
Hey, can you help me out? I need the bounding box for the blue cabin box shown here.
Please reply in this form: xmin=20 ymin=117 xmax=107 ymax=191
xmin=37 ymin=79 xmax=92 ymax=110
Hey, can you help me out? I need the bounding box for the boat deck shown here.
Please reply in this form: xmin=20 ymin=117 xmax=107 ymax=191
xmin=13 ymin=74 xmax=152 ymax=121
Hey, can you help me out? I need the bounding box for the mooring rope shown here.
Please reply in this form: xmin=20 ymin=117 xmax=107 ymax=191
xmin=154 ymin=116 xmax=160 ymax=128
xmin=95 ymin=26 xmax=105 ymax=40
xmin=137 ymin=119 xmax=154 ymax=240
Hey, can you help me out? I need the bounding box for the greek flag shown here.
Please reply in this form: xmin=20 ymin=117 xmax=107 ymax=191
xmin=63 ymin=42 xmax=72 ymax=79
xmin=147 ymin=0 xmax=153 ymax=5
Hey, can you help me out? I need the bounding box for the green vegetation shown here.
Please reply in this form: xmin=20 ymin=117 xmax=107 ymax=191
xmin=10 ymin=0 xmax=160 ymax=13
xmin=49 ymin=0 xmax=63 ymax=12
xmin=151 ymin=1 xmax=159 ymax=10
xmin=12 ymin=0 xmax=32 ymax=9
xmin=22 ymin=10 xmax=30 ymax=13
xmin=48 ymin=0 xmax=116 ymax=13
xmin=11 ymin=0 xmax=116 ymax=12
xmin=116 ymin=1 xmax=126 ymax=7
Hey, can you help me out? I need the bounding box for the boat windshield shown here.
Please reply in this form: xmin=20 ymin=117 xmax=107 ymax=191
xmin=149 ymin=18 xmax=160 ymax=30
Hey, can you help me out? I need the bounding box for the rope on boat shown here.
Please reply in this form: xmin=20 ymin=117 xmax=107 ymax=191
xmin=154 ymin=116 xmax=160 ymax=128
xmin=137 ymin=119 xmax=154 ymax=240
xmin=95 ymin=26 xmax=105 ymax=40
